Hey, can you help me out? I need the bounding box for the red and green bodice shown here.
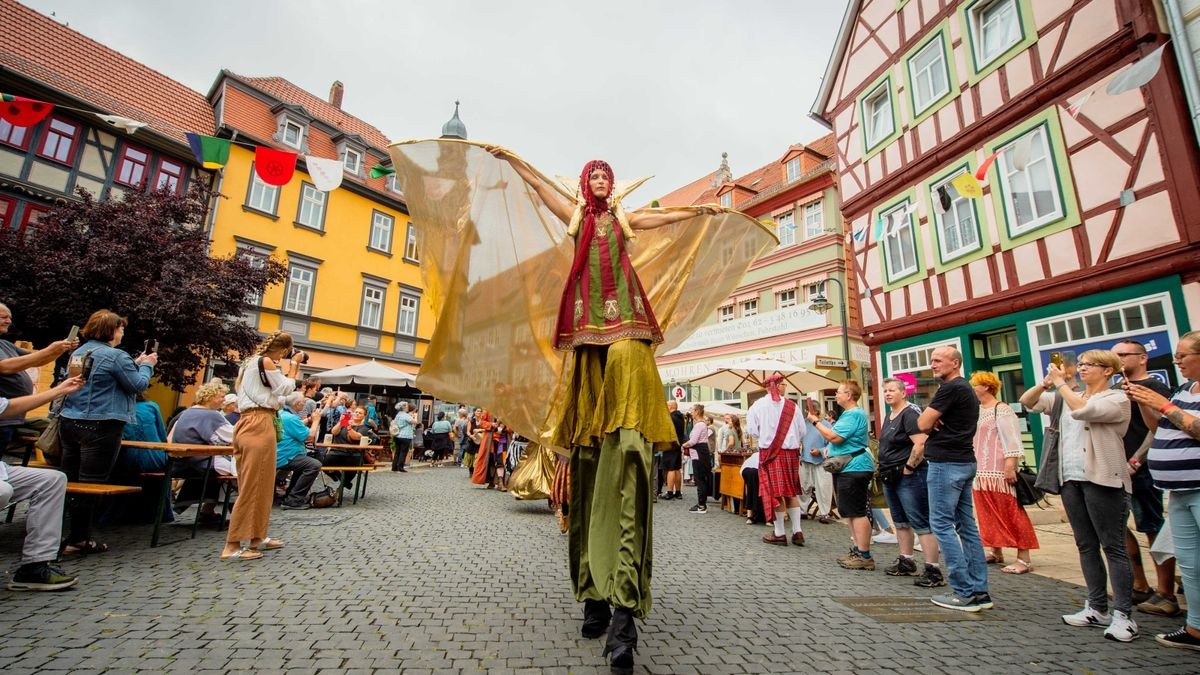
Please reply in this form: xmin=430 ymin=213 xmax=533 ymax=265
xmin=554 ymin=211 xmax=663 ymax=350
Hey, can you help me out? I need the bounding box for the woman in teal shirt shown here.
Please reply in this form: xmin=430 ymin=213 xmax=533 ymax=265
xmin=807 ymin=380 xmax=874 ymax=570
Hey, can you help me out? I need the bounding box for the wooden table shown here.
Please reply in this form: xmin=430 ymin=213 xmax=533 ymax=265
xmin=314 ymin=442 xmax=383 ymax=504
xmin=718 ymin=452 xmax=751 ymax=514
xmin=122 ymin=440 xmax=233 ymax=547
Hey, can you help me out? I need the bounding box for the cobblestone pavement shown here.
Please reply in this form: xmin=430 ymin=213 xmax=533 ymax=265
xmin=2 ymin=465 xmax=1199 ymax=674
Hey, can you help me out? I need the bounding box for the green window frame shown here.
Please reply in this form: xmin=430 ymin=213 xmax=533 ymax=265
xmin=958 ymin=0 xmax=1036 ymax=84
xmin=923 ymin=155 xmax=992 ymax=272
xmin=858 ymin=73 xmax=901 ymax=159
xmin=902 ymin=20 xmax=959 ymax=125
xmin=873 ymin=189 xmax=926 ymax=290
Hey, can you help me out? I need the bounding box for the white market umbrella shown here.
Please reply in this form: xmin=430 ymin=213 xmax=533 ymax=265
xmin=689 ymin=356 xmax=840 ymax=394
xmin=314 ymin=359 xmax=416 ymax=387
xmin=691 ymin=400 xmax=746 ymax=417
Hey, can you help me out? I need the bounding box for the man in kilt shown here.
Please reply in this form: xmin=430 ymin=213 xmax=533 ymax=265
xmin=746 ymin=374 xmax=808 ymax=546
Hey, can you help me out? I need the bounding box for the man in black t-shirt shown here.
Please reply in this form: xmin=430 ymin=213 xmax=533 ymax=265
xmin=1113 ymin=339 xmax=1179 ymax=616
xmin=0 ymin=303 xmax=78 ymax=452
xmin=917 ymin=346 xmax=988 ymax=612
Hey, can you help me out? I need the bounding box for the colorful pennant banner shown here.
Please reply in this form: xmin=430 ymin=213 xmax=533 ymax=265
xmin=369 ymin=164 xmax=396 ymax=179
xmin=305 ymin=156 xmax=344 ymax=191
xmin=255 ymin=146 xmax=298 ymax=186
xmin=185 ymin=133 xmax=231 ymax=170
xmin=0 ymin=93 xmax=53 ymax=126
xmin=94 ymin=113 xmax=147 ymax=134
xmin=951 ymin=172 xmax=983 ymax=200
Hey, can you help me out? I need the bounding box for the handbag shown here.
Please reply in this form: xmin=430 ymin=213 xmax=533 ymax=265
xmin=34 ymin=396 xmax=65 ymax=466
xmin=1015 ymin=462 xmax=1046 ymax=507
xmin=1034 ymin=393 xmax=1065 ymax=495
xmin=822 ymin=448 xmax=866 ymax=474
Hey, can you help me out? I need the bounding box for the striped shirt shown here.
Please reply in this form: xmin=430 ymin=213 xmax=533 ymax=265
xmin=1148 ymin=381 xmax=1200 ymax=491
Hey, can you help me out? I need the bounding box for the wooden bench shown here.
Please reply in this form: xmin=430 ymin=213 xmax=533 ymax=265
xmin=322 ymin=465 xmax=375 ymax=505
xmin=65 ymin=482 xmax=141 ymax=496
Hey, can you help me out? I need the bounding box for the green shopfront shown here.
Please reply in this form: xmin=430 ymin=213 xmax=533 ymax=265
xmin=878 ymin=277 xmax=1190 ymax=464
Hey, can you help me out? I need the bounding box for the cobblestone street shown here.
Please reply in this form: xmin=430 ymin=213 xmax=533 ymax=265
xmin=2 ymin=465 xmax=1198 ymax=674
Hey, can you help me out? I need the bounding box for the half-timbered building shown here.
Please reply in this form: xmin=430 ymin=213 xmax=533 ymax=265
xmin=811 ymin=0 xmax=1200 ymax=454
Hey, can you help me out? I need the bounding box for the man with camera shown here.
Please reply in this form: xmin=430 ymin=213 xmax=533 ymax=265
xmin=0 ymin=303 xmax=79 ymax=452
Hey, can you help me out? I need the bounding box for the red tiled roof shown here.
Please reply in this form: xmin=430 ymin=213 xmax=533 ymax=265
xmin=0 ymin=0 xmax=213 ymax=146
xmin=219 ymin=74 xmax=396 ymax=198
xmin=656 ymin=171 xmax=719 ymax=207
xmin=226 ymin=72 xmax=391 ymax=152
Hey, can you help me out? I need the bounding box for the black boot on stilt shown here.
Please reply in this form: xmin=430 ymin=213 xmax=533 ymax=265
xmin=603 ymin=607 xmax=637 ymax=674
xmin=581 ymin=599 xmax=611 ymax=639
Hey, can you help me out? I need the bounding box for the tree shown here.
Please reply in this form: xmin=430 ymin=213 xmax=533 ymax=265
xmin=0 ymin=184 xmax=287 ymax=390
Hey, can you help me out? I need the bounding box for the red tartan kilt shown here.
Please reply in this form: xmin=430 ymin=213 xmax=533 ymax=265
xmin=759 ymin=449 xmax=801 ymax=505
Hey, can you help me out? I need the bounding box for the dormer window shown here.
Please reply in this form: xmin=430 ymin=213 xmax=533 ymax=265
xmin=386 ymin=174 xmax=402 ymax=194
xmin=343 ymin=148 xmax=362 ymax=175
xmin=719 ymin=192 xmax=732 ymax=208
xmin=282 ymin=120 xmax=305 ymax=149
xmin=786 ymin=157 xmax=800 ymax=182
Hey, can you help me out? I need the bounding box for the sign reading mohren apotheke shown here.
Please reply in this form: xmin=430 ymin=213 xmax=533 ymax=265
xmin=664 ymin=306 xmax=827 ymax=355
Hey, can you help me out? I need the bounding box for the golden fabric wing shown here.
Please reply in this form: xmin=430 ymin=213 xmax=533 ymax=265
xmin=387 ymin=139 xmax=777 ymax=452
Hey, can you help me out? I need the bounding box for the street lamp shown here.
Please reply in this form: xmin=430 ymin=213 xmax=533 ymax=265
xmin=808 ymin=275 xmax=852 ymax=382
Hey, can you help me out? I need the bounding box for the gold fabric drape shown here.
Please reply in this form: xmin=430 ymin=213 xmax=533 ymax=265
xmin=507 ymin=442 xmax=558 ymax=500
xmin=387 ymin=139 xmax=778 ymax=453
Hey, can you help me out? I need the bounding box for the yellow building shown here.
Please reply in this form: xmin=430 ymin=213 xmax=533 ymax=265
xmin=203 ymin=73 xmax=433 ymax=385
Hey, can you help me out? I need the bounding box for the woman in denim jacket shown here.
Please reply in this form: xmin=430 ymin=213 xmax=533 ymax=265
xmin=59 ymin=309 xmax=155 ymax=554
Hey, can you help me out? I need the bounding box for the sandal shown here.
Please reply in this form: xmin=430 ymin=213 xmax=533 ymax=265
xmin=985 ymin=553 xmax=1005 ymax=565
xmin=62 ymin=540 xmax=109 ymax=555
xmin=1001 ymin=559 xmax=1033 ymax=574
xmin=220 ymin=547 xmax=264 ymax=561
xmin=253 ymin=538 xmax=286 ymax=551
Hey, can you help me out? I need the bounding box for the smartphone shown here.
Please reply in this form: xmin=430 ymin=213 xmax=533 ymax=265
xmin=1049 ymin=352 xmax=1063 ymax=368
xmin=66 ymin=325 xmax=79 ymax=342
xmin=80 ymin=349 xmax=97 ymax=380
xmin=807 ymin=398 xmax=820 ymax=416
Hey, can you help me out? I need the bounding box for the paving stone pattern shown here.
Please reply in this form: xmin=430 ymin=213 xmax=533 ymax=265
xmin=1 ymin=466 xmax=1198 ymax=673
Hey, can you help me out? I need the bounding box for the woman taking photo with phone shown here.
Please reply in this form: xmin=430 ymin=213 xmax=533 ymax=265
xmin=220 ymin=331 xmax=303 ymax=561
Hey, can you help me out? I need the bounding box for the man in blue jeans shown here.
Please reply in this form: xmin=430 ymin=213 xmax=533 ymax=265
xmin=918 ymin=346 xmax=989 ymax=612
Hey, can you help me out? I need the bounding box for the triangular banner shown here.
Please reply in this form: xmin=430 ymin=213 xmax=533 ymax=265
xmin=873 ymin=215 xmax=885 ymax=240
xmin=974 ymin=150 xmax=1003 ymax=182
xmin=185 ymin=133 xmax=230 ymax=169
xmin=255 ymin=146 xmax=298 ymax=186
xmin=936 ymin=185 xmax=952 ymax=214
xmin=306 ymin=156 xmax=344 ymax=192
xmin=951 ymin=172 xmax=983 ymax=199
xmin=95 ymin=113 xmax=147 ymax=134
xmin=1010 ymin=135 xmax=1034 ymax=172
xmin=1064 ymin=90 xmax=1093 ymax=120
xmin=0 ymin=93 xmax=53 ymax=127
xmin=852 ymin=227 xmax=867 ymax=244
xmin=1106 ymin=44 xmax=1168 ymax=96
xmin=370 ymin=164 xmax=396 ymax=179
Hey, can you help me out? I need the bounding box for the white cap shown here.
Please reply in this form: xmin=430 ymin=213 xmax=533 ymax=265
xmin=223 ymin=393 xmax=238 ymax=406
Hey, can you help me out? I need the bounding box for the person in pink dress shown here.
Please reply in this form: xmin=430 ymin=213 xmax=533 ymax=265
xmin=969 ymin=371 xmax=1039 ymax=574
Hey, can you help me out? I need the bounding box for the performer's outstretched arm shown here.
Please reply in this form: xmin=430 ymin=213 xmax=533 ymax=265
xmin=628 ymin=206 xmax=718 ymax=230
xmin=487 ymin=147 xmax=573 ymax=224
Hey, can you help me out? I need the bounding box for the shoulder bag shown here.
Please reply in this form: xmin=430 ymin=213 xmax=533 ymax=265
xmin=1033 ymin=393 xmax=1065 ymax=495
xmin=34 ymin=396 xmax=65 ymax=466
xmin=1014 ymin=461 xmax=1046 ymax=507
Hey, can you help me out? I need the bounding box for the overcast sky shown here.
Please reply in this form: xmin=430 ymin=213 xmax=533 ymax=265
xmin=25 ymin=0 xmax=849 ymax=201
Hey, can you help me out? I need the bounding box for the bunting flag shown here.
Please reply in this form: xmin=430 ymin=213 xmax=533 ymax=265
xmin=885 ymin=203 xmax=920 ymax=236
xmin=185 ymin=133 xmax=231 ymax=169
xmin=852 ymin=226 xmax=867 ymax=244
xmin=873 ymin=214 xmax=885 ymax=240
xmin=974 ymin=149 xmax=1003 ymax=181
xmin=1106 ymin=44 xmax=1168 ymax=96
xmin=369 ymin=164 xmax=396 ymax=179
xmin=305 ymin=156 xmax=344 ymax=192
xmin=1010 ymin=135 xmax=1033 ymax=172
xmin=0 ymin=93 xmax=53 ymax=126
xmin=951 ymin=172 xmax=984 ymax=199
xmin=255 ymin=146 xmax=298 ymax=186
xmin=95 ymin=113 xmax=147 ymax=134
xmin=1064 ymin=90 xmax=1094 ymax=120
xmin=936 ymin=185 xmax=952 ymax=214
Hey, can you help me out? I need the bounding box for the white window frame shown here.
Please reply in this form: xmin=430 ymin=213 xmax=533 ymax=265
xmin=283 ymin=264 xmax=315 ymax=314
xmin=882 ymin=203 xmax=919 ymax=281
xmin=369 ymin=211 xmax=394 ymax=253
xmin=282 ymin=120 xmax=305 ymax=149
xmin=404 ymin=223 xmax=419 ymax=261
xmin=719 ymin=192 xmax=732 ymax=208
xmin=932 ymin=172 xmax=981 ymax=261
xmin=360 ymin=284 xmax=385 ymax=330
xmin=246 ymin=170 xmax=279 ymax=214
xmin=777 ymin=288 xmax=797 ymax=309
xmin=237 ymin=248 xmax=267 ymax=306
xmin=343 ymin=147 xmax=362 ymax=175
xmin=785 ymin=158 xmax=800 ymax=183
xmin=971 ymin=0 xmax=1021 ymax=67
xmin=1028 ymin=293 xmax=1176 ymax=352
xmin=296 ymin=183 xmax=326 ymax=230
xmin=803 ymin=200 xmax=824 ymax=238
xmin=863 ymin=81 xmax=894 ymax=149
xmin=887 ymin=337 xmax=964 ymax=376
xmin=718 ymin=305 xmax=735 ymax=323
xmin=742 ymin=299 xmax=758 ymax=317
xmin=776 ymin=211 xmax=796 ymax=247
xmin=909 ymin=33 xmax=950 ymax=113
xmin=397 ymin=294 xmax=419 ymax=336
xmin=996 ymin=125 xmax=1063 ymax=236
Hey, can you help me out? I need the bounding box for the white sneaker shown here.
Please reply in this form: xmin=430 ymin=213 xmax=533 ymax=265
xmin=1062 ymin=603 xmax=1112 ymax=628
xmin=872 ymin=530 xmax=898 ymax=544
xmin=1103 ymin=610 xmax=1138 ymax=642
xmin=913 ymin=540 xmax=922 ymax=552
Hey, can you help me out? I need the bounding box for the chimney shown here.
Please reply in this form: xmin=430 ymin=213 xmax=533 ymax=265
xmin=329 ymin=80 xmax=344 ymax=109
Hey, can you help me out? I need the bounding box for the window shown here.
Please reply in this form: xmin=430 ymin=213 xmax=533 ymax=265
xmin=0 ymin=197 xmax=12 ymax=231
xmin=718 ymin=305 xmax=735 ymax=323
xmin=360 ymin=284 xmax=385 ymax=330
xmin=882 ymin=203 xmax=919 ymax=281
xmin=386 ymin=174 xmax=402 ymax=194
xmin=17 ymin=204 xmax=48 ymax=235
xmin=343 ymin=148 xmax=362 ymax=174
xmin=805 ymin=281 xmax=826 ymax=300
xmin=369 ymin=211 xmax=394 ymax=253
xmin=886 ymin=338 xmax=963 ymax=408
xmin=804 ymin=200 xmax=824 ymax=238
xmin=776 ymin=211 xmax=795 ymax=246
xmin=719 ymin=192 xmax=732 ymax=208
xmin=778 ymin=288 xmax=797 ymax=309
xmin=282 ymin=120 xmax=304 ymax=149
xmin=37 ymin=116 xmax=80 ymax=165
xmin=785 ymin=158 xmax=800 ymax=183
xmin=742 ymin=299 xmax=758 ymax=317
xmin=1032 ymin=298 xmax=1170 ymax=348
xmin=114 ymin=144 xmax=150 ymax=187
xmin=397 ymin=294 xmax=419 ymax=336
xmin=154 ymin=158 xmax=184 ymax=194
xmin=404 ymin=223 xmax=419 ymax=261
xmin=0 ymin=119 xmax=29 ymax=150
xmin=296 ymin=183 xmax=326 ymax=230
xmin=909 ymin=34 xmax=950 ymax=114
xmin=238 ymin=248 xmax=267 ymax=305
xmin=283 ymin=265 xmax=315 ymax=314
xmin=971 ymin=0 xmax=1020 ymax=67
xmin=863 ymin=80 xmax=894 ymax=150
xmin=932 ymin=173 xmax=980 ymax=261
xmin=996 ymin=125 xmax=1062 ymax=235
xmin=246 ymin=166 xmax=280 ymax=215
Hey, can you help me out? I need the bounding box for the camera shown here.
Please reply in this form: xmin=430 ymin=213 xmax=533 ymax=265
xmin=290 ymin=347 xmax=309 ymax=364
